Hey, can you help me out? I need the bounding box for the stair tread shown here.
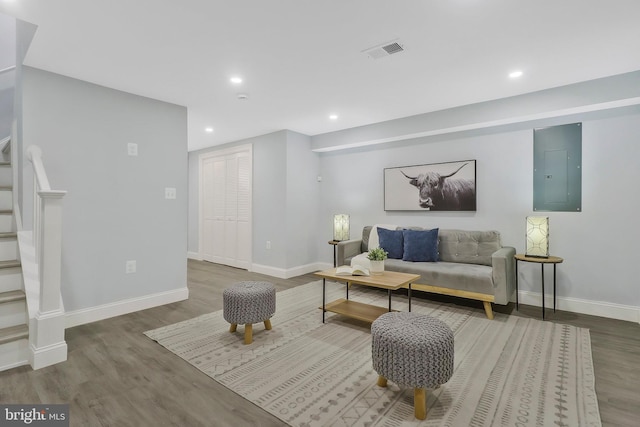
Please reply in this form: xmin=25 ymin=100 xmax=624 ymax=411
xmin=0 ymin=290 xmax=25 ymax=304
xmin=0 ymin=324 xmax=28 ymax=345
xmin=0 ymin=260 xmax=20 ymax=269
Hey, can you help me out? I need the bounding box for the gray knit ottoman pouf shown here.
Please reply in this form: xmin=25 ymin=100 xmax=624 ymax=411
xmin=371 ymin=312 xmax=454 ymax=420
xmin=223 ymin=281 xmax=276 ymax=344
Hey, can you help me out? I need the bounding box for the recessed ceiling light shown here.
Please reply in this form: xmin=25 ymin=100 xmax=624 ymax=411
xmin=509 ymin=70 xmax=524 ymax=79
xmin=230 ymin=76 xmax=243 ymax=84
xmin=205 ymin=127 xmax=214 ymax=133
xmin=329 ymin=114 xmax=338 ymax=120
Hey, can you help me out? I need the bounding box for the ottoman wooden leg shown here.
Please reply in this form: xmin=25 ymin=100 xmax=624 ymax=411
xmin=229 ymin=323 xmax=237 ymax=333
xmin=264 ymin=319 xmax=272 ymax=330
xmin=377 ymin=375 xmax=388 ymax=387
xmin=414 ymin=388 xmax=427 ymax=420
xmin=244 ymin=323 xmax=253 ymax=344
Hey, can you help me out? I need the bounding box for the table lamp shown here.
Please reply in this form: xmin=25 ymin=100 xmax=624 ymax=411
xmin=525 ymin=216 xmax=549 ymax=258
xmin=333 ymin=214 xmax=350 ymax=241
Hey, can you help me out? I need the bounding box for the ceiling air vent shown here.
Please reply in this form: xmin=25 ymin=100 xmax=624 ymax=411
xmin=362 ymin=40 xmax=405 ymax=60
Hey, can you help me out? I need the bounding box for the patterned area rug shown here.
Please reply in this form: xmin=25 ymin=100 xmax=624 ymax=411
xmin=144 ymin=281 xmax=601 ymax=426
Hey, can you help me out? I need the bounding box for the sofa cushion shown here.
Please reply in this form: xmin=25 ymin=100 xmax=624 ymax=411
xmin=378 ymin=228 xmax=404 ymax=259
xmin=368 ymin=224 xmax=398 ymax=251
xmin=438 ymin=230 xmax=501 ymax=266
xmin=402 ymin=228 xmax=439 ymax=262
xmin=385 ymin=259 xmax=495 ymax=295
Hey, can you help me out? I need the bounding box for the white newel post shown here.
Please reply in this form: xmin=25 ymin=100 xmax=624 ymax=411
xmin=25 ymin=145 xmax=69 ymax=369
xmin=29 ymin=191 xmax=68 ymax=369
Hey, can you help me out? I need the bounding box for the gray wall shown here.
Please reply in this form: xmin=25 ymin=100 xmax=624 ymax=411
xmin=316 ymin=111 xmax=640 ymax=314
xmin=285 ymin=131 xmax=319 ymax=268
xmin=188 ymin=130 xmax=320 ymax=272
xmin=0 ymin=13 xmax=16 ymax=71
xmin=184 ymin=70 xmax=639 ymax=319
xmin=14 ymin=19 xmax=37 ymax=219
xmin=188 ymin=130 xmax=287 ymax=267
xmin=0 ymin=83 xmax=14 ymax=141
xmin=0 ymin=13 xmax=15 ymax=140
xmin=252 ymin=131 xmax=288 ymax=268
xmin=22 ymin=67 xmax=188 ymax=312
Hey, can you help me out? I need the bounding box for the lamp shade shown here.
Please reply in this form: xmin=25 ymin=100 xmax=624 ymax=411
xmin=333 ymin=214 xmax=350 ymax=241
xmin=525 ymin=216 xmax=549 ymax=258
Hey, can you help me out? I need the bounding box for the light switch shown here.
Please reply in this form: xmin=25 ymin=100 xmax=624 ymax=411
xmin=165 ymin=187 xmax=177 ymax=199
xmin=127 ymin=143 xmax=138 ymax=156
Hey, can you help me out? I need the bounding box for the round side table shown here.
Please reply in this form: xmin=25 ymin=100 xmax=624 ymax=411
xmin=514 ymin=254 xmax=564 ymax=320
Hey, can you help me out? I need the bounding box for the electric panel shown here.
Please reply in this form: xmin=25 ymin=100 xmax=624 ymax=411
xmin=533 ymin=123 xmax=582 ymax=212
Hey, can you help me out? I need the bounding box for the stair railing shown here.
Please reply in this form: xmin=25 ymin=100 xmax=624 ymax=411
xmin=25 ymin=145 xmax=66 ymax=314
xmin=23 ymin=145 xmax=68 ymax=369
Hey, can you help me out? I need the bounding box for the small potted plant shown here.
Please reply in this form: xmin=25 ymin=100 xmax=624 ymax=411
xmin=367 ymin=247 xmax=388 ymax=275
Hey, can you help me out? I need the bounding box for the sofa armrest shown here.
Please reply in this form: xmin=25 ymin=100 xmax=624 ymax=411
xmin=491 ymin=246 xmax=516 ymax=305
xmin=336 ymin=239 xmax=363 ymax=266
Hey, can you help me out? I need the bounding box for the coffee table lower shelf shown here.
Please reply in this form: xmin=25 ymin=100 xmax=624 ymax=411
xmin=321 ymin=298 xmax=396 ymax=323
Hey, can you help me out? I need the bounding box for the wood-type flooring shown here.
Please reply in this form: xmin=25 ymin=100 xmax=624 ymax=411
xmin=0 ymin=260 xmax=638 ymax=426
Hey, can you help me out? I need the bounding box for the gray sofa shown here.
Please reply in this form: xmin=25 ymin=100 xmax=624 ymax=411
xmin=336 ymin=226 xmax=516 ymax=319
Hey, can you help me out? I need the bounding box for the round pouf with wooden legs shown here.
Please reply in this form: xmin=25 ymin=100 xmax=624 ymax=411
xmin=371 ymin=312 xmax=454 ymax=420
xmin=223 ymin=281 xmax=276 ymax=345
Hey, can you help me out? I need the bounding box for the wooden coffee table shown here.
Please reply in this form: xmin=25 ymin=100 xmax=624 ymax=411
xmin=314 ymin=268 xmax=421 ymax=323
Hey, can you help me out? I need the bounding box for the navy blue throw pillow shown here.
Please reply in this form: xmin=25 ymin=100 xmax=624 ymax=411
xmin=402 ymin=228 xmax=439 ymax=262
xmin=377 ymin=228 xmax=404 ymax=259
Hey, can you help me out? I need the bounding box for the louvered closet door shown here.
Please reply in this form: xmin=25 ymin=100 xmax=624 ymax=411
xmin=200 ymin=148 xmax=251 ymax=269
xmin=201 ymin=156 xmax=226 ymax=263
xmin=235 ymin=152 xmax=251 ymax=269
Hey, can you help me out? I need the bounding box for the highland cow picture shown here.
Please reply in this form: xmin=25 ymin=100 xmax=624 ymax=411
xmin=384 ymin=160 xmax=477 ymax=211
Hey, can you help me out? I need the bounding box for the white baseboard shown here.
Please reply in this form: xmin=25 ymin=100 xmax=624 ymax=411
xmin=65 ymin=287 xmax=189 ymax=328
xmin=315 ymin=262 xmax=333 ymax=271
xmin=251 ymin=262 xmax=330 ymax=279
xmin=187 ymin=251 xmax=202 ymax=261
xmin=250 ymin=264 xmax=286 ymax=278
xmin=29 ymin=341 xmax=68 ymax=370
xmin=184 ymin=255 xmax=640 ymax=324
xmin=184 ymin=255 xmax=640 ymax=323
xmin=518 ymin=290 xmax=640 ymax=323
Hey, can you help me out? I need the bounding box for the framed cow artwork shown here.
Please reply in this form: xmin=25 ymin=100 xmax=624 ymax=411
xmin=384 ymin=160 xmax=476 ymax=211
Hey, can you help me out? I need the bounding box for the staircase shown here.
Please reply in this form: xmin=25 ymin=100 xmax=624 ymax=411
xmin=0 ymin=138 xmax=29 ymax=370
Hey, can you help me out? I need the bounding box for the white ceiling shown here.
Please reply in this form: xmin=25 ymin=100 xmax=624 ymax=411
xmin=1 ymin=0 xmax=640 ymax=151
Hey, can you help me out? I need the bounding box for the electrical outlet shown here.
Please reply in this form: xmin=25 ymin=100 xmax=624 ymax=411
xmin=127 ymin=143 xmax=138 ymax=156
xmin=165 ymin=187 xmax=176 ymax=199
xmin=266 ymin=241 xmax=271 ymax=250
xmin=126 ymin=260 xmax=137 ymax=274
